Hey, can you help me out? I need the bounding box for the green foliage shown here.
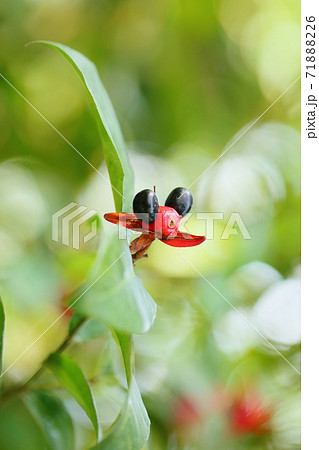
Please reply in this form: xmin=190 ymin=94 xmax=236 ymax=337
xmin=35 ymin=41 xmax=156 ymax=448
xmin=47 ymin=353 xmax=100 ymax=440
xmin=75 ymin=237 xmax=156 ymax=335
xmin=32 ymin=40 xmax=134 ymax=212
xmin=93 ymin=333 xmax=150 ymax=450
xmin=0 ymin=1 xmax=301 ymax=449
xmin=25 ymin=391 xmax=75 ymax=450
xmin=94 ymin=378 xmax=150 ymax=450
xmin=0 ymin=297 xmax=4 ymax=375
xmin=0 ymin=397 xmax=48 ymax=450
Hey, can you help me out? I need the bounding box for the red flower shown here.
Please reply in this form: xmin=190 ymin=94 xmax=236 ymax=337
xmin=229 ymin=394 xmax=272 ymax=435
xmin=172 ymin=396 xmax=202 ymax=429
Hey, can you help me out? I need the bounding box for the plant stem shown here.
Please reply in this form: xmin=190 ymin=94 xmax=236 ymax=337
xmin=0 ymin=317 xmax=86 ymax=404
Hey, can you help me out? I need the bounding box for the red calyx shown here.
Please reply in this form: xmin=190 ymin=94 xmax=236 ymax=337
xmin=147 ymin=206 xmax=181 ymax=239
xmin=104 ymin=205 xmax=205 ymax=263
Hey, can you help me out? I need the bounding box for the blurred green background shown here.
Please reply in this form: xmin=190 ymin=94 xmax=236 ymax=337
xmin=0 ymin=0 xmax=300 ymax=449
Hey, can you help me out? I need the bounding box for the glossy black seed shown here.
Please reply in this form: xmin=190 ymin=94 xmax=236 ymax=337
xmin=133 ymin=189 xmax=159 ymax=224
xmin=165 ymin=187 xmax=193 ymax=217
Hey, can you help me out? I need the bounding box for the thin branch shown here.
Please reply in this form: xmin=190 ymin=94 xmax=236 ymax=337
xmin=0 ymin=317 xmax=86 ymax=404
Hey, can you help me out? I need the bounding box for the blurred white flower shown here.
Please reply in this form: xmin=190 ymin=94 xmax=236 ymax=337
xmin=214 ymin=307 xmax=258 ymax=357
xmin=197 ymin=122 xmax=300 ymax=223
xmin=229 ymin=260 xmax=283 ymax=302
xmin=272 ymin=392 xmax=301 ymax=449
xmin=199 ymin=153 xmax=285 ymax=222
xmin=215 ymin=274 xmax=300 ymax=356
xmin=252 ymin=279 xmax=301 ymax=346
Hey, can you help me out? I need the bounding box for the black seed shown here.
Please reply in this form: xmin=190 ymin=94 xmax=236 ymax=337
xmin=133 ymin=189 xmax=159 ymax=223
xmin=165 ymin=187 xmax=193 ymax=217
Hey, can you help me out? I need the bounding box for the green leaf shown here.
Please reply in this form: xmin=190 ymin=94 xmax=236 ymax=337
xmin=46 ymin=353 xmax=100 ymax=441
xmin=93 ymin=332 xmax=150 ymax=450
xmin=68 ymin=310 xmax=86 ymax=335
xmin=0 ymin=397 xmax=47 ymax=450
xmin=114 ymin=332 xmax=133 ymax=383
xmin=31 ymin=40 xmax=134 ymax=212
xmin=74 ymin=318 xmax=109 ymax=344
xmin=0 ymin=296 xmax=5 ymax=375
xmin=94 ymin=378 xmax=150 ymax=450
xmin=24 ymin=391 xmax=74 ymax=450
xmin=74 ymin=237 xmax=156 ymax=335
xmin=29 ymin=42 xmax=154 ymax=449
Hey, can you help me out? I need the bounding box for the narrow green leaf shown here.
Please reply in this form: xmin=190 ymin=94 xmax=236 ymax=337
xmin=24 ymin=391 xmax=74 ymax=450
xmin=75 ymin=237 xmax=156 ymax=335
xmin=0 ymin=296 xmax=5 ymax=374
xmin=29 ymin=42 xmax=154 ymax=450
xmin=31 ymin=42 xmax=156 ymax=333
xmin=47 ymin=353 xmax=100 ymax=441
xmin=31 ymin=40 xmax=134 ymax=212
xmin=113 ymin=332 xmax=133 ymax=383
xmin=93 ymin=332 xmax=150 ymax=450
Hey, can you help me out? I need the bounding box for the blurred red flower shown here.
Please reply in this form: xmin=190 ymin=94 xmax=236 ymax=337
xmin=172 ymin=395 xmax=202 ymax=428
xmin=229 ymin=393 xmax=272 ymax=435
